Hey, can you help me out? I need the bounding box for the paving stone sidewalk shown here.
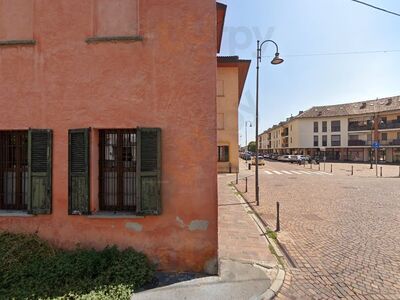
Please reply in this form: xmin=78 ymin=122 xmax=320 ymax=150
xmin=218 ymin=173 xmax=276 ymax=265
xmin=132 ymin=175 xmax=278 ymax=300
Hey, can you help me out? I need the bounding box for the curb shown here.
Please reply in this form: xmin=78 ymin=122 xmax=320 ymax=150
xmin=231 ymin=186 xmax=285 ymax=299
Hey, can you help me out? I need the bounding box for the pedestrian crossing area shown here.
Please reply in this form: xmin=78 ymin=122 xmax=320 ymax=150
xmin=265 ymin=170 xmax=333 ymax=176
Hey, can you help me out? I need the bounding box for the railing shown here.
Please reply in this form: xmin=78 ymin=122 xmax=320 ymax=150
xmin=281 ymin=131 xmax=289 ymax=137
xmin=348 ymin=123 xmax=373 ymax=131
xmin=389 ymin=139 xmax=400 ymax=146
xmin=381 ymin=139 xmax=400 ymax=146
xmin=348 ymin=140 xmax=367 ymax=146
xmin=379 ymin=121 xmax=400 ymax=130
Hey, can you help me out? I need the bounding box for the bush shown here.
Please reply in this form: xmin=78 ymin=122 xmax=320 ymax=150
xmin=0 ymin=232 xmax=155 ymax=300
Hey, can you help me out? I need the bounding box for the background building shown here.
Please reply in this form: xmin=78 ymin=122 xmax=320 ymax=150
xmin=259 ymin=96 xmax=400 ymax=163
xmin=217 ymin=56 xmax=250 ymax=173
xmin=216 ymin=4 xmax=250 ymax=173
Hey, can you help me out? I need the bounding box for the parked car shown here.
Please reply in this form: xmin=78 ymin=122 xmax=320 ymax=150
xmin=240 ymin=152 xmax=252 ymax=160
xmin=251 ymin=157 xmax=265 ymax=165
xmin=311 ymin=157 xmax=320 ymax=164
xmin=288 ymin=155 xmax=298 ymax=163
xmin=270 ymin=154 xmax=279 ymax=160
xmin=277 ymin=155 xmax=290 ymax=162
xmin=296 ymin=155 xmax=320 ymax=164
xmin=296 ymin=155 xmax=307 ymax=164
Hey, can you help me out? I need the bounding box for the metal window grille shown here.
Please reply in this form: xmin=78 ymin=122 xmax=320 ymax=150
xmin=99 ymin=129 xmax=136 ymax=211
xmin=0 ymin=131 xmax=28 ymax=210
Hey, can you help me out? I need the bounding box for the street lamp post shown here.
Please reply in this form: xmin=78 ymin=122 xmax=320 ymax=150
xmin=370 ymin=116 xmax=384 ymax=174
xmin=255 ymin=40 xmax=284 ymax=206
xmin=245 ymin=121 xmax=252 ymax=163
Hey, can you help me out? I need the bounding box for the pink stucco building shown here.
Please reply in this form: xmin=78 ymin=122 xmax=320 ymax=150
xmin=0 ymin=0 xmax=219 ymax=272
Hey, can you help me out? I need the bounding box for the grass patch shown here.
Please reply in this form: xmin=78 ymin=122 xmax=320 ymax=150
xmin=0 ymin=232 xmax=155 ymax=300
xmin=266 ymin=229 xmax=277 ymax=240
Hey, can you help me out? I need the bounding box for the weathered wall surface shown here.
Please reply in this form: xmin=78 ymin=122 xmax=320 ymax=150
xmin=0 ymin=0 xmax=217 ymax=272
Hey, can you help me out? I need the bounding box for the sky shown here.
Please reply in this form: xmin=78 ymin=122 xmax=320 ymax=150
xmin=219 ymin=0 xmax=400 ymax=146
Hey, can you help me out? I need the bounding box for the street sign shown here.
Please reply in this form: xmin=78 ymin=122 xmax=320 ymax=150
xmin=372 ymin=141 xmax=380 ymax=149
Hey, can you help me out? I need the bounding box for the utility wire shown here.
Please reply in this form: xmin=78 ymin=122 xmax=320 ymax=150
xmin=350 ymin=0 xmax=400 ymax=17
xmin=263 ymin=49 xmax=400 ymax=58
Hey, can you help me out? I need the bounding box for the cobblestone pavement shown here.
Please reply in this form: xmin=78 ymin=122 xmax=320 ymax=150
xmin=236 ymin=160 xmax=400 ymax=299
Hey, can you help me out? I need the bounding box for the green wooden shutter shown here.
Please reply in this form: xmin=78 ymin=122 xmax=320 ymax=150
xmin=28 ymin=129 xmax=52 ymax=215
xmin=68 ymin=129 xmax=90 ymax=215
xmin=136 ymin=128 xmax=161 ymax=215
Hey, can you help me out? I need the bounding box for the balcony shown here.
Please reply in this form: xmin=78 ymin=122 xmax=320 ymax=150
xmin=282 ymin=143 xmax=289 ymax=148
xmin=383 ymin=139 xmax=400 ymax=146
xmin=348 ymin=140 xmax=366 ymax=146
xmin=348 ymin=123 xmax=373 ymax=132
xmin=390 ymin=139 xmax=400 ymax=146
xmin=281 ymin=130 xmax=289 ymax=137
xmin=379 ymin=120 xmax=400 ymax=130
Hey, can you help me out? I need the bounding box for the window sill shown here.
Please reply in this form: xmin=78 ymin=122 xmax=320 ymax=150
xmin=0 ymin=39 xmax=36 ymax=47
xmin=88 ymin=212 xmax=144 ymax=219
xmin=0 ymin=211 xmax=33 ymax=217
xmin=85 ymin=35 xmax=144 ymax=44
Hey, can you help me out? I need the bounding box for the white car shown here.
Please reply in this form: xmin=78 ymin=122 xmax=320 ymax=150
xmin=277 ymin=155 xmax=290 ymax=162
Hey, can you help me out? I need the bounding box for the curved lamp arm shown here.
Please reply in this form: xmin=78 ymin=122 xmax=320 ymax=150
xmin=257 ymin=39 xmax=283 ymax=64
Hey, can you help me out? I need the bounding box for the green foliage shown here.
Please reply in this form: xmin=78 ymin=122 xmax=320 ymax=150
xmin=47 ymin=284 xmax=134 ymax=300
xmin=266 ymin=229 xmax=277 ymax=240
xmin=247 ymin=141 xmax=256 ymax=153
xmin=0 ymin=232 xmax=155 ymax=300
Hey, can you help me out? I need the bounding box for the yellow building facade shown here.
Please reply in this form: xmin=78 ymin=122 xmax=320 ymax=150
xmin=217 ymin=57 xmax=250 ymax=173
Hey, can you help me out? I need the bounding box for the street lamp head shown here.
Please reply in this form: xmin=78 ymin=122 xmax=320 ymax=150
xmin=271 ymin=52 xmax=284 ymax=65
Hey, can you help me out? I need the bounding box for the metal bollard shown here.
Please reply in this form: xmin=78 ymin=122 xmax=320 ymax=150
xmin=310 ymin=162 xmax=312 ymax=169
xmin=380 ymin=167 xmax=383 ymax=177
xmin=351 ymin=166 xmax=353 ymax=176
xmin=236 ymin=172 xmax=238 ymax=184
xmin=229 ymin=163 xmax=232 ymax=174
xmin=399 ymin=166 xmax=400 ymax=178
xmin=245 ymin=177 xmax=248 ymax=193
xmin=318 ymin=164 xmax=321 ymax=171
xmin=276 ymin=202 xmax=280 ymax=232
xmin=248 ymin=163 xmax=251 ymax=170
xmin=331 ymin=164 xmax=333 ymax=173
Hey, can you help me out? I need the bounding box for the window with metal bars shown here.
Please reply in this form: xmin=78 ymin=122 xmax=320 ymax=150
xmin=99 ymin=129 xmax=137 ymax=211
xmin=0 ymin=131 xmax=28 ymax=210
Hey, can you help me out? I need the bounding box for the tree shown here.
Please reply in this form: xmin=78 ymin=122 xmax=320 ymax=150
xmin=247 ymin=141 xmax=256 ymax=153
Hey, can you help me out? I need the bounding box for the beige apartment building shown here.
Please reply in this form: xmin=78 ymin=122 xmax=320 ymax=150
xmin=217 ymin=56 xmax=250 ymax=173
xmin=259 ymin=96 xmax=400 ymax=163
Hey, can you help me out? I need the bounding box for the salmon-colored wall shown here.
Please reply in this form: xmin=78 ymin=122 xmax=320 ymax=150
xmin=0 ymin=0 xmax=217 ymax=272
